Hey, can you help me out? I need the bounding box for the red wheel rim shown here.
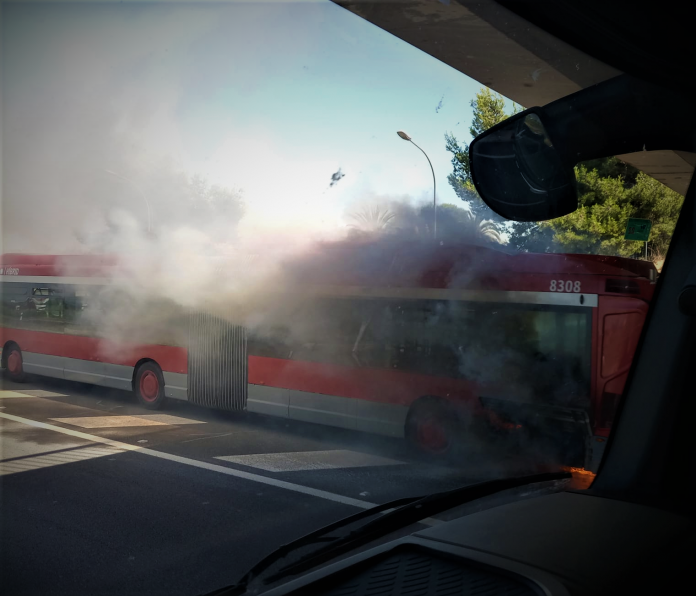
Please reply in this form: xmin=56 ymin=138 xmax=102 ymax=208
xmin=7 ymin=350 xmax=22 ymax=375
xmin=139 ymin=370 xmax=160 ymax=402
xmin=417 ymin=416 xmax=449 ymax=453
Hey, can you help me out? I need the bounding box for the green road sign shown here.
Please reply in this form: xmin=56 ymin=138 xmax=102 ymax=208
xmin=624 ymin=218 xmax=652 ymax=241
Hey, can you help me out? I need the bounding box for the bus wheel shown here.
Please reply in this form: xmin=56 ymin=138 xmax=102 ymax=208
xmin=3 ymin=344 xmax=26 ymax=383
xmin=406 ymin=398 xmax=457 ymax=456
xmin=134 ymin=362 xmax=166 ymax=410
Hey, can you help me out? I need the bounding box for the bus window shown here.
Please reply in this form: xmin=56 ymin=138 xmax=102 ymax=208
xmin=248 ymin=324 xmax=294 ymax=360
xmin=352 ymin=300 xmax=398 ymax=369
xmin=287 ymin=298 xmax=365 ymax=367
xmin=386 ymin=299 xmax=466 ymax=378
xmin=63 ymin=286 xmax=102 ymax=332
xmin=525 ymin=309 xmax=591 ymax=407
xmin=1 ymin=283 xmax=30 ymax=320
xmin=379 ymin=300 xmax=592 ymax=406
xmin=30 ymin=287 xmax=65 ymax=318
xmin=246 ymin=296 xmax=591 ymax=410
xmin=1 ymin=283 xmax=68 ymax=331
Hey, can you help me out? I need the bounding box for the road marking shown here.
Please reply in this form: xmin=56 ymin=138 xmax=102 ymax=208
xmin=1 ymin=445 xmax=125 ymax=476
xmin=0 ymin=390 xmax=68 ymax=398
xmin=0 ymin=412 xmax=377 ymax=509
xmin=135 ymin=414 xmax=206 ymax=425
xmin=49 ymin=415 xmax=206 ymax=428
xmin=215 ymin=450 xmax=405 ymax=473
xmin=0 ymin=391 xmax=32 ymax=398
xmin=181 ymin=432 xmax=234 ymax=444
xmin=51 ymin=416 xmax=169 ymax=428
xmin=18 ymin=390 xmax=68 ymax=398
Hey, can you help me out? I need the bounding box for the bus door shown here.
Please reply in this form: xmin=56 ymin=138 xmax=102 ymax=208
xmin=594 ymin=296 xmax=649 ymax=436
xmin=471 ymin=302 xmax=594 ymax=466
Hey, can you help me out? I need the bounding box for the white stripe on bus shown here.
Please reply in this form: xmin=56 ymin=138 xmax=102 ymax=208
xmin=286 ymin=285 xmax=599 ymax=307
xmin=0 ymin=275 xmax=112 ymax=285
xmin=0 ymin=275 xmax=598 ymax=307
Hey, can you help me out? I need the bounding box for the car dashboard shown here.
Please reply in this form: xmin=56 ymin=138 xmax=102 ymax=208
xmin=257 ymin=491 xmax=693 ymax=595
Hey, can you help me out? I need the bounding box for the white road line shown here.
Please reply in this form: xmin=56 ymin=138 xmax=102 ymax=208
xmin=50 ymin=416 xmax=170 ymax=428
xmin=0 ymin=391 xmax=32 ymax=399
xmin=182 ymin=432 xmax=234 ymax=444
xmin=49 ymin=415 xmax=207 ymax=428
xmin=0 ymin=390 xmax=68 ymax=398
xmin=216 ymin=450 xmax=405 ymax=473
xmin=135 ymin=414 xmax=206 ymax=425
xmin=18 ymin=390 xmax=68 ymax=398
xmin=1 ymin=446 xmax=125 ymax=476
xmin=0 ymin=412 xmax=376 ymax=509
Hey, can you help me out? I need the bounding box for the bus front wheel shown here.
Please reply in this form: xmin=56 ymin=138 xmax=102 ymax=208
xmin=134 ymin=362 xmax=166 ymax=410
xmin=3 ymin=343 xmax=26 ymax=383
xmin=405 ymin=398 xmax=459 ymax=456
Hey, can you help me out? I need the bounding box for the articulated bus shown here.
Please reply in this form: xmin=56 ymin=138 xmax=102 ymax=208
xmin=0 ymin=242 xmax=655 ymax=469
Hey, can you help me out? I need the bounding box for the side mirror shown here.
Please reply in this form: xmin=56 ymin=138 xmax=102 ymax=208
xmin=469 ymin=108 xmax=578 ymax=222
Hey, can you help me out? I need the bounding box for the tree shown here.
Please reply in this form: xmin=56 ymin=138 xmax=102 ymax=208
xmin=75 ymin=165 xmax=245 ymax=250
xmin=445 ymin=88 xmax=521 ymax=222
xmin=346 ymin=201 xmax=503 ymax=245
xmin=445 ymin=88 xmax=684 ymax=260
xmin=186 ymin=174 xmax=245 ymax=231
xmin=539 ymin=165 xmax=683 ymax=258
xmin=421 ymin=203 xmax=503 ymax=243
xmin=347 ymin=206 xmax=396 ymax=234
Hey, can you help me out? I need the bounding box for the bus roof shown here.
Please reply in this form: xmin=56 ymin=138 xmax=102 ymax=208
xmin=0 ymin=254 xmax=120 ymax=278
xmin=0 ymin=243 xmax=657 ymax=288
xmin=283 ymin=240 xmax=657 ymax=288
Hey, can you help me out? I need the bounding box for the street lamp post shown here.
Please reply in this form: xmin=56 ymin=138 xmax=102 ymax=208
xmin=104 ymin=170 xmax=153 ymax=234
xmin=397 ymin=131 xmax=436 ymax=239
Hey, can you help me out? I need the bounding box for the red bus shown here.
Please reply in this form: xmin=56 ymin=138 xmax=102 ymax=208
xmin=0 ymin=242 xmax=655 ymax=470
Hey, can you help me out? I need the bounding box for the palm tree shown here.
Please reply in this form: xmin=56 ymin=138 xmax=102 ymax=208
xmin=347 ymin=206 xmax=396 ymax=234
xmin=423 ymin=203 xmax=504 ymax=244
xmin=477 ymin=218 xmax=503 ymax=243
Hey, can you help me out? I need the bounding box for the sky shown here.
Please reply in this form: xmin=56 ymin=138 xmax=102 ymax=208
xmin=1 ymin=0 xmax=494 ymax=253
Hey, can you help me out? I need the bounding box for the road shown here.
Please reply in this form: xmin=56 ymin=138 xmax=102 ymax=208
xmin=0 ymin=374 xmax=564 ymax=596
xmin=0 ymin=377 xmax=580 ymax=596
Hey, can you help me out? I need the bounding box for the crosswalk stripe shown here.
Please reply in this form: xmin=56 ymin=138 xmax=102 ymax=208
xmin=50 ymin=416 xmax=169 ymax=428
xmin=50 ymin=415 xmax=206 ymax=428
xmin=18 ymin=390 xmax=68 ymax=398
xmin=215 ymin=450 xmax=405 ymax=472
xmin=0 ymin=391 xmax=32 ymax=399
xmin=0 ymin=390 xmax=68 ymax=398
xmin=134 ymin=414 xmax=206 ymax=425
xmin=0 ymin=445 xmax=126 ymax=476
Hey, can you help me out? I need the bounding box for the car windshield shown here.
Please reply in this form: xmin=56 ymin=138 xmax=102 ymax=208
xmin=0 ymin=2 xmax=687 ymax=595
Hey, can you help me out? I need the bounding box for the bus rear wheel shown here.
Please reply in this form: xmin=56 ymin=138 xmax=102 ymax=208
xmin=3 ymin=344 xmax=26 ymax=383
xmin=406 ymin=398 xmax=458 ymax=457
xmin=134 ymin=362 xmax=166 ymax=410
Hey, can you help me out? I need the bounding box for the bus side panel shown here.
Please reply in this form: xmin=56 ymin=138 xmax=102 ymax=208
xmin=246 ymin=382 xmax=409 ymax=438
xmin=593 ymin=296 xmax=650 ymax=436
xmin=1 ymin=326 xmax=66 ymax=379
xmin=163 ymin=372 xmax=188 ymax=401
xmin=248 ymin=355 xmax=479 ymax=437
xmin=0 ymin=328 xmax=188 ymax=390
xmin=248 ymin=355 xmax=478 ymax=407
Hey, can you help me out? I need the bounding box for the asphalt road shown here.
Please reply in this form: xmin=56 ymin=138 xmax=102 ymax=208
xmin=0 ymin=374 xmax=570 ymax=596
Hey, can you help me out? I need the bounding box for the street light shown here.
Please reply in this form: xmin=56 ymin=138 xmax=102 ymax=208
xmin=104 ymin=170 xmax=152 ymax=234
xmin=397 ymin=131 xmax=436 ymax=238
